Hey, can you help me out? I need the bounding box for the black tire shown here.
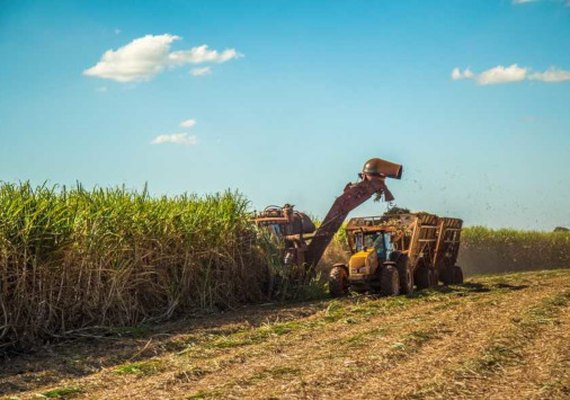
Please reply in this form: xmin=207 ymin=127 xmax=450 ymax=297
xmin=380 ymin=265 xmax=400 ymax=296
xmin=415 ymin=266 xmax=430 ymax=290
xmin=429 ymin=268 xmax=438 ymax=288
xmin=439 ymin=267 xmax=454 ymax=286
xmin=329 ymin=265 xmax=349 ymax=298
xmin=452 ymin=266 xmax=464 ymax=284
xmin=394 ymin=255 xmax=413 ymax=295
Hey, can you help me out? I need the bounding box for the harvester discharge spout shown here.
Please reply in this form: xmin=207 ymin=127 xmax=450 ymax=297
xmin=304 ymin=157 xmax=403 ymax=269
xmin=253 ymin=157 xmax=402 ymax=279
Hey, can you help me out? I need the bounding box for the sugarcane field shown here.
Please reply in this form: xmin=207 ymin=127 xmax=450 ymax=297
xmin=1 ymin=1 xmax=570 ymax=399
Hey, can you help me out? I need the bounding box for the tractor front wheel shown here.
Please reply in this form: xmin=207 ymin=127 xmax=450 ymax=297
xmin=329 ymin=265 xmax=349 ymax=298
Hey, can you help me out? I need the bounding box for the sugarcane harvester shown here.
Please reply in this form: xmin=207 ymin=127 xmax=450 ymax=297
xmin=254 ymin=157 xmax=403 ymax=280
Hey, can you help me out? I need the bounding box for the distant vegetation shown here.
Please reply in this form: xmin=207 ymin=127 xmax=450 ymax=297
xmin=459 ymin=226 xmax=570 ymax=275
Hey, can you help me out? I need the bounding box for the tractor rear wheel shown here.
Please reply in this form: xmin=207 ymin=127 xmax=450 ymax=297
xmin=394 ymin=255 xmax=413 ymax=295
xmin=452 ymin=266 xmax=464 ymax=284
xmin=380 ymin=265 xmax=400 ymax=296
xmin=329 ymin=265 xmax=349 ymax=298
xmin=415 ymin=266 xmax=430 ymax=290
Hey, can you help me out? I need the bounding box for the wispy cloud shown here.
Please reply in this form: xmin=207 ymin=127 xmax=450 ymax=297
xmin=151 ymin=133 xmax=198 ymax=145
xmin=190 ymin=66 xmax=212 ymax=76
xmin=513 ymin=0 xmax=570 ymax=5
xmin=179 ymin=119 xmax=196 ymax=129
xmin=477 ymin=64 xmax=528 ymax=85
xmin=84 ymin=34 xmax=242 ymax=82
xmin=451 ymin=64 xmax=570 ymax=85
xmin=529 ymin=67 xmax=570 ymax=82
xmin=451 ymin=67 xmax=474 ymax=80
xmin=151 ymin=118 xmax=199 ymax=146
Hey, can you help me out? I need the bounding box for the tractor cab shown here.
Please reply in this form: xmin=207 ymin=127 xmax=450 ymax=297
xmin=354 ymin=230 xmax=393 ymax=263
xmin=336 ymin=216 xmax=401 ymax=292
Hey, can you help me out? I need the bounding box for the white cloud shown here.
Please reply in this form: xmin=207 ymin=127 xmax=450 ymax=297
xmin=169 ymin=45 xmax=241 ymax=64
xmin=190 ymin=66 xmax=212 ymax=76
xmin=179 ymin=119 xmax=197 ymax=128
xmin=84 ymin=34 xmax=241 ymax=82
xmin=114 ymin=28 xmax=121 ymax=35
xmin=151 ymin=133 xmax=197 ymax=145
xmin=477 ymin=64 xmax=528 ymax=85
xmin=450 ymin=64 xmax=570 ymax=85
xmin=451 ymin=67 xmax=474 ymax=80
xmin=529 ymin=67 xmax=570 ymax=82
xmin=513 ymin=0 xmax=570 ymax=5
xmin=96 ymin=86 xmax=108 ymax=92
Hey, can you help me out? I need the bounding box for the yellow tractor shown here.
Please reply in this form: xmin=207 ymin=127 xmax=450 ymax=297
xmin=329 ymin=213 xmax=463 ymax=297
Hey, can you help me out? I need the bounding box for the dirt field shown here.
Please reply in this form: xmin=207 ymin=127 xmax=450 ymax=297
xmin=1 ymin=269 xmax=569 ymax=400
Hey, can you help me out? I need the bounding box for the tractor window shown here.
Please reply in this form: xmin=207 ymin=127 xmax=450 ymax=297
xmin=373 ymin=233 xmax=384 ymax=250
xmin=355 ymin=233 xmax=364 ymax=252
xmin=384 ymin=234 xmax=393 ymax=260
xmin=364 ymin=233 xmax=377 ymax=249
xmin=373 ymin=233 xmax=387 ymax=261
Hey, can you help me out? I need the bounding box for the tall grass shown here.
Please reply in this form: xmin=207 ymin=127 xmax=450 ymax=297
xmin=0 ymin=183 xmax=270 ymax=349
xmin=459 ymin=226 xmax=570 ymax=275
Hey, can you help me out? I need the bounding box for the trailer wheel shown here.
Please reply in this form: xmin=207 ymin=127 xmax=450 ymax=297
xmin=429 ymin=268 xmax=439 ymax=288
xmin=329 ymin=265 xmax=349 ymax=298
xmin=440 ymin=267 xmax=454 ymax=286
xmin=452 ymin=266 xmax=464 ymax=284
xmin=415 ymin=266 xmax=430 ymax=290
xmin=380 ymin=265 xmax=400 ymax=296
xmin=394 ymin=255 xmax=413 ymax=295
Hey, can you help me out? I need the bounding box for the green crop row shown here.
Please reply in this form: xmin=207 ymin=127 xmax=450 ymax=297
xmin=0 ymin=183 xmax=272 ymax=349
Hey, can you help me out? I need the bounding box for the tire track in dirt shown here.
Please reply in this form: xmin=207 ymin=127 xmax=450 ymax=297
xmin=479 ymin=299 xmax=570 ymax=399
xmin=70 ymin=290 xmax=468 ymax=399
xmin=172 ymin=274 xmax=569 ymax=399
xmin=5 ymin=289 xmax=462 ymax=399
xmin=538 ymin=308 xmax=570 ymax=399
xmin=380 ymin=285 xmax=570 ymax=400
xmin=0 ymin=300 xmax=330 ymax=395
xmin=218 ymin=276 xmax=567 ymax=400
xmin=428 ymin=288 xmax=570 ymax=400
xmin=4 ymin=271 xmax=569 ymax=400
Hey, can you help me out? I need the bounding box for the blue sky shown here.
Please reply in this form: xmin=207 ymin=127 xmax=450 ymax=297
xmin=1 ymin=0 xmax=569 ymax=230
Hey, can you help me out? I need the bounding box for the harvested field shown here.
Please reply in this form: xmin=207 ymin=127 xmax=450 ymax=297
xmin=2 ymin=269 xmax=569 ymax=399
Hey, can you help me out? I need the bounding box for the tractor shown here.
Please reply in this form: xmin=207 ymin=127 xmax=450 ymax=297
xmin=329 ymin=212 xmax=464 ymax=297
